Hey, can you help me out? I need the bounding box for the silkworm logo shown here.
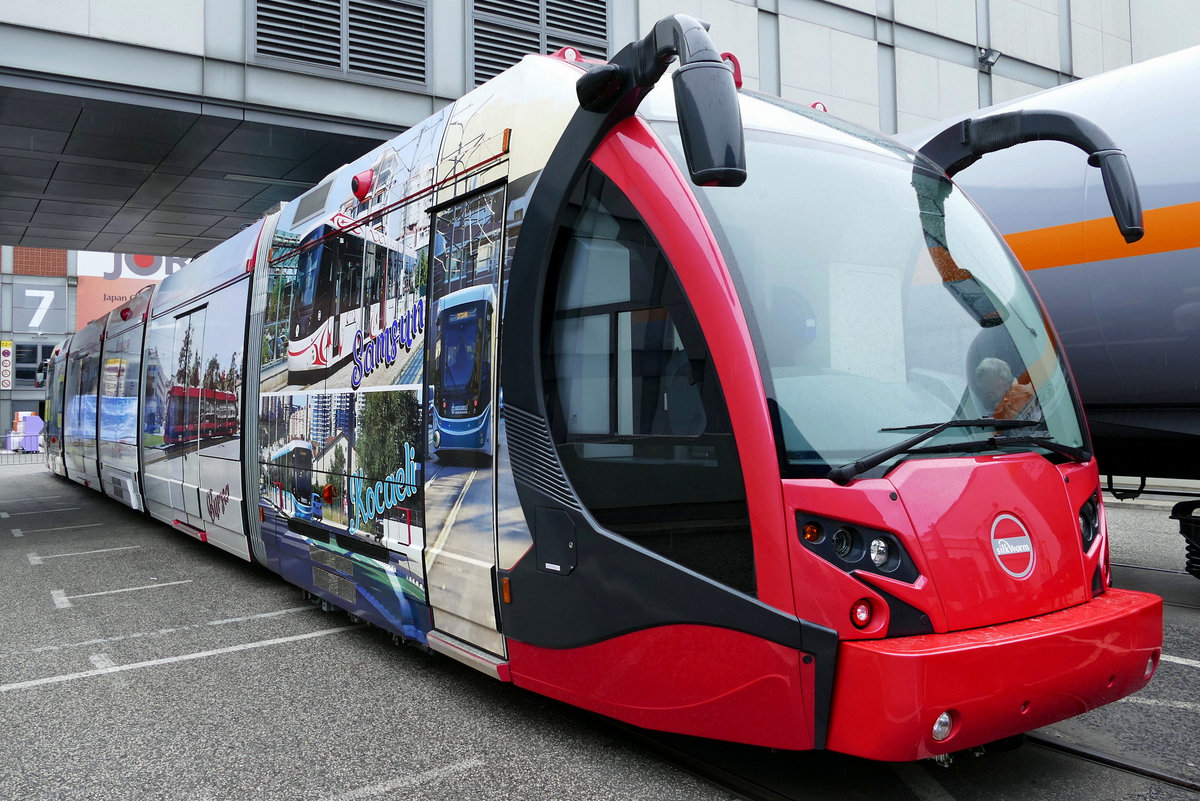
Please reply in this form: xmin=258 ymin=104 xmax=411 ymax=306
xmin=991 ymin=513 xmax=1035 ymax=579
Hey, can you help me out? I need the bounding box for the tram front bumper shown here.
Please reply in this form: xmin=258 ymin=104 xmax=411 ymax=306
xmin=824 ymin=588 xmax=1162 ymax=762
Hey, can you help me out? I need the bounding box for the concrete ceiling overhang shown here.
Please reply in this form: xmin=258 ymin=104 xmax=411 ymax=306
xmin=0 ymin=80 xmax=393 ymax=258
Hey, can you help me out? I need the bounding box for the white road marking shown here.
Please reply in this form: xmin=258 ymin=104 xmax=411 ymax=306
xmin=28 ymin=545 xmax=141 ymax=565
xmin=423 ymin=464 xmax=445 ymax=488
xmin=5 ymin=507 xmax=79 ymax=516
xmin=7 ymin=607 xmax=313 ymax=656
xmin=57 ymin=580 xmax=192 ymax=605
xmin=88 ymin=653 xmax=117 ymax=670
xmin=1162 ymin=654 xmax=1200 ymax=669
xmin=0 ymin=625 xmax=363 ymax=693
xmin=0 ymin=511 xmax=7 ymax=518
xmin=1 ymin=494 xmax=68 ymax=502
xmin=889 ymin=763 xmax=958 ymax=801
xmin=1120 ymin=696 xmax=1200 ymax=713
xmin=206 ymin=607 xmax=313 ymax=627
xmin=51 ymin=590 xmax=71 ymax=609
xmin=320 ymin=758 xmax=487 ymax=801
xmin=17 ymin=522 xmax=103 ymax=535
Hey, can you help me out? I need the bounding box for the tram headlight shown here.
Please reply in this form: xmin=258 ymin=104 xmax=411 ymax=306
xmin=832 ymin=527 xmax=855 ymax=560
xmin=869 ymin=537 xmax=889 ymax=568
xmin=932 ymin=711 xmax=954 ymax=741
xmin=1079 ymin=493 xmax=1101 ymax=551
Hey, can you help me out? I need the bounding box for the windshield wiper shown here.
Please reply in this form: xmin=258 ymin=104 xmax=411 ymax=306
xmin=826 ymin=418 xmax=1030 ymax=485
xmin=991 ymin=434 xmax=1090 ymax=462
xmin=893 ymin=434 xmax=1090 ymax=463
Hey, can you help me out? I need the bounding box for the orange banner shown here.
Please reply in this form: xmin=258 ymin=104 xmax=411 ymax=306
xmin=75 ymin=276 xmax=158 ymax=329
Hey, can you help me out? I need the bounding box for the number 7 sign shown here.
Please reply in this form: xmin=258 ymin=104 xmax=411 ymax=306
xmin=25 ymin=289 xmax=55 ymax=327
xmin=13 ymin=282 xmax=66 ymax=333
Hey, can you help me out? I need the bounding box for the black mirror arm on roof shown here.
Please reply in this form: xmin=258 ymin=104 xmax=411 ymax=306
xmin=919 ymin=109 xmax=1144 ymax=243
xmin=576 ymin=14 xmax=747 ymax=187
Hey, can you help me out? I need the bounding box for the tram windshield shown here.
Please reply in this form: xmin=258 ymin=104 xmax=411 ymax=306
xmin=293 ymin=229 xmax=335 ymax=338
xmin=654 ymin=111 xmax=1087 ymax=479
xmin=435 ymin=299 xmax=489 ymax=419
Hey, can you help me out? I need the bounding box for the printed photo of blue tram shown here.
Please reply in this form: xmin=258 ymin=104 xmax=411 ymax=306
xmin=431 ymin=284 xmax=494 ymax=459
xmin=265 ymin=439 xmax=320 ymax=521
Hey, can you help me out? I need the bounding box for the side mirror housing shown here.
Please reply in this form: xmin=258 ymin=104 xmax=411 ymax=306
xmin=673 ymin=61 xmax=746 ymax=186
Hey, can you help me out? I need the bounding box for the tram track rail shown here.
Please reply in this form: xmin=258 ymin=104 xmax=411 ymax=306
xmin=1111 ymin=562 xmax=1200 ymax=611
xmin=607 ymin=723 xmax=803 ymax=801
xmin=1026 ymin=734 xmax=1200 ymax=794
xmin=618 ymin=719 xmax=1200 ymax=801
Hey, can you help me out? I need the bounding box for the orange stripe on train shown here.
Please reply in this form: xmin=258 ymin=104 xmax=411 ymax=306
xmin=1004 ymin=200 xmax=1200 ymax=271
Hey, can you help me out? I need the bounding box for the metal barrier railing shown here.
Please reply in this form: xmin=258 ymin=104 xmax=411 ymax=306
xmin=1 ymin=427 xmax=45 ymax=466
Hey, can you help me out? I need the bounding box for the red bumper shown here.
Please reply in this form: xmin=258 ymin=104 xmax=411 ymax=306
xmin=825 ymin=588 xmax=1162 ymax=761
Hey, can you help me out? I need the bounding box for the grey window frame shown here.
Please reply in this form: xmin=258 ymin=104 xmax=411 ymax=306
xmin=542 ymin=167 xmax=757 ymax=597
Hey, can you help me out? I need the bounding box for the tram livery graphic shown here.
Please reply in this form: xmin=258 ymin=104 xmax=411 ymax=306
xmin=431 ymin=284 xmax=495 ymax=457
xmin=163 ymin=386 xmax=238 ymax=444
xmin=43 ymin=16 xmax=1162 ymax=762
xmin=265 ymin=439 xmax=319 ymax=521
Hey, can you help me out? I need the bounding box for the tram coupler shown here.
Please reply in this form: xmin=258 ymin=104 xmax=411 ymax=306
xmin=1169 ymin=500 xmax=1200 ymax=579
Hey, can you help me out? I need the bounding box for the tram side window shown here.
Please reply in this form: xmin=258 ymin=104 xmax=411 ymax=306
xmin=99 ymin=330 xmax=141 ymax=447
xmin=338 ymin=238 xmax=364 ymax=315
xmin=543 ymin=168 xmax=755 ymax=596
xmin=365 ymin=242 xmax=385 ymax=306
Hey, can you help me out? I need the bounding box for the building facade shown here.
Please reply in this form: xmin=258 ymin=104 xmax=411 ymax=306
xmin=0 ymin=247 xmax=185 ymax=432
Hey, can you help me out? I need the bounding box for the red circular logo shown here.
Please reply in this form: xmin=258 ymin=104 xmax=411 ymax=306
xmin=991 ymin=513 xmax=1035 ymax=579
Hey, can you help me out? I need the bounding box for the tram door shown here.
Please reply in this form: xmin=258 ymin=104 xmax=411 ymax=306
xmin=173 ymin=308 xmax=208 ymax=530
xmin=424 ymin=185 xmax=505 ymax=657
xmin=335 ymin=238 xmax=363 ymax=357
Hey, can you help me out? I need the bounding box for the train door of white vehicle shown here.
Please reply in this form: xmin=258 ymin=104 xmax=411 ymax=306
xmin=424 ymin=184 xmax=506 ymax=657
xmin=335 ymin=239 xmax=364 ymax=360
xmin=173 ymin=307 xmax=208 ymax=531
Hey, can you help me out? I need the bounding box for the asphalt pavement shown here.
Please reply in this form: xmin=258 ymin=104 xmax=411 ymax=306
xmin=3 ymin=459 xmax=1197 ymax=801
xmin=0 ymin=462 xmax=734 ymax=801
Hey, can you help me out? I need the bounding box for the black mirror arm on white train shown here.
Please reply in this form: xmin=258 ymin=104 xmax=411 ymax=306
xmin=919 ymin=109 xmax=1144 ymax=244
xmin=575 ymin=13 xmax=747 ymax=187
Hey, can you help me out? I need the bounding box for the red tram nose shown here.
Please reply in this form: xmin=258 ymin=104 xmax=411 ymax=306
xmin=790 ymin=453 xmax=1161 ymax=760
xmin=887 ymin=455 xmax=1090 ymax=631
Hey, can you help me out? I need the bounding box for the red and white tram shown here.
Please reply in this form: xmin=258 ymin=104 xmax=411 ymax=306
xmin=45 ymin=15 xmax=1161 ymax=762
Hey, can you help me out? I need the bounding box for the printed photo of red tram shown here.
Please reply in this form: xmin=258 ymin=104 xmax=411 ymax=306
xmin=163 ymin=386 xmax=238 ymax=445
xmin=43 ymin=15 xmax=1162 ymax=764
